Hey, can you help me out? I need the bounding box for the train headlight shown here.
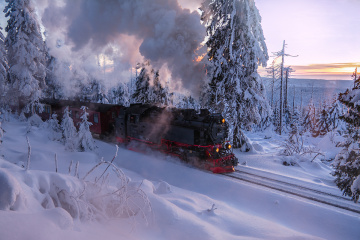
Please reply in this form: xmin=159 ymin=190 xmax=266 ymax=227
xmin=222 ymin=118 xmax=225 ymax=124
xmin=226 ymin=143 xmax=232 ymax=150
xmin=215 ymin=147 xmax=219 ymax=153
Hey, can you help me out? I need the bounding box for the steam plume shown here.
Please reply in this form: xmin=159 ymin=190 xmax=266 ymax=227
xmin=41 ymin=0 xmax=206 ymax=93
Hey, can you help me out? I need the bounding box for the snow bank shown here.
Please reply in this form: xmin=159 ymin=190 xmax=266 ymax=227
xmin=0 ymin=158 xmax=83 ymax=215
xmin=154 ymin=181 xmax=172 ymax=194
xmin=0 ymin=167 xmax=24 ymax=210
xmin=316 ymin=133 xmax=343 ymax=161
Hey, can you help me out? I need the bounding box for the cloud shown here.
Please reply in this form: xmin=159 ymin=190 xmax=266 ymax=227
xmin=177 ymin=0 xmax=202 ymax=11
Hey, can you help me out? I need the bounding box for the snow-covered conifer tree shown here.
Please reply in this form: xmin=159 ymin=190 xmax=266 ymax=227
xmin=77 ymin=106 xmax=96 ymax=152
xmin=302 ymin=99 xmax=317 ymax=134
xmin=47 ymin=113 xmax=62 ymax=141
xmin=108 ymin=83 xmax=129 ymax=105
xmin=290 ymin=106 xmax=302 ymax=132
xmin=0 ymin=25 xmax=8 ymax=104
xmin=121 ymin=82 xmax=130 ymax=106
xmin=78 ymin=79 xmax=108 ymax=103
xmin=328 ymin=97 xmax=344 ymax=131
xmin=150 ymin=70 xmax=168 ymax=106
xmin=61 ymin=106 xmax=78 ymax=151
xmin=93 ymin=81 xmax=109 ymax=104
xmin=200 ymin=0 xmax=269 ymax=149
xmin=132 ymin=66 xmax=151 ymax=104
xmin=314 ymin=104 xmax=331 ymax=137
xmin=4 ymin=0 xmax=46 ymax=111
xmin=333 ymin=74 xmax=360 ymax=202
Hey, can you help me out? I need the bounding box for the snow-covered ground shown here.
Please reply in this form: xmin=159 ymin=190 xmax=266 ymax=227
xmin=1 ymin=117 xmax=360 ymax=240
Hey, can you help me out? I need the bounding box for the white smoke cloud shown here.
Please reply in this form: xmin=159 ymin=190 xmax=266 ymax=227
xmin=177 ymin=0 xmax=202 ymax=11
xmin=40 ymin=0 xmax=206 ymax=95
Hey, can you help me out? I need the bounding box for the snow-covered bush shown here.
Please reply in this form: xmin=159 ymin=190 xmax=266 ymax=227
xmin=19 ymin=112 xmax=26 ymax=121
xmin=61 ymin=107 xmax=78 ymax=151
xmin=27 ymin=114 xmax=43 ymax=127
xmin=77 ymin=106 xmax=96 ymax=152
xmin=280 ymin=124 xmax=324 ymax=165
xmin=46 ymin=114 xmax=62 ymax=141
xmin=0 ymin=151 xmax=152 ymax=224
xmin=281 ymin=124 xmax=304 ymax=156
xmin=0 ymin=107 xmax=11 ymax=122
xmin=80 ymin=160 xmax=152 ymax=222
xmin=26 ymin=113 xmax=43 ymax=133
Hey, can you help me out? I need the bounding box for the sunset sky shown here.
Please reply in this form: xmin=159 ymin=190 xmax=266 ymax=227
xmin=255 ymin=0 xmax=360 ymax=80
xmin=1 ymin=0 xmax=359 ymax=81
xmin=180 ymin=0 xmax=360 ymax=80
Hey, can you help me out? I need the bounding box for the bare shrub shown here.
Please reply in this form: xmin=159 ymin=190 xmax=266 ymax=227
xmin=52 ymin=147 xmax=152 ymax=226
xmin=280 ymin=126 xmax=324 ymax=163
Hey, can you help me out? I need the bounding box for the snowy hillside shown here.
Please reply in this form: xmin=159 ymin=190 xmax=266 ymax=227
xmin=0 ymin=117 xmax=360 ymax=240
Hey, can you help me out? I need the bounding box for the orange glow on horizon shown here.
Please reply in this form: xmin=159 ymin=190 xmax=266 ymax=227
xmin=301 ymin=67 xmax=358 ymax=74
xmin=260 ymin=62 xmax=360 ymax=80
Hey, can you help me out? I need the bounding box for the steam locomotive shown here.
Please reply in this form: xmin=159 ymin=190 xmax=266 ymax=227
xmin=39 ymin=100 xmax=238 ymax=173
xmin=115 ymin=104 xmax=238 ymax=173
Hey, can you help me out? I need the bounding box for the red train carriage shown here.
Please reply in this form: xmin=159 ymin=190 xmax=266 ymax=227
xmin=38 ymin=100 xmax=238 ymax=173
xmin=40 ymin=99 xmax=122 ymax=139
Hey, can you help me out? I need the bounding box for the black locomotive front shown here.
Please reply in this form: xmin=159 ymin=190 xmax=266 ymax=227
xmin=115 ymin=104 xmax=238 ymax=173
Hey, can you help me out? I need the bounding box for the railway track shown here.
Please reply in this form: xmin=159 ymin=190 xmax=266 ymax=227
xmin=223 ymin=167 xmax=360 ymax=215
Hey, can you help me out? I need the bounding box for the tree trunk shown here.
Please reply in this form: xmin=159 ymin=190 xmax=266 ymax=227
xmin=279 ymin=40 xmax=285 ymax=135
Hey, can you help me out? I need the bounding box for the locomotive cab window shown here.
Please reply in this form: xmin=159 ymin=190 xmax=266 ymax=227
xmin=94 ymin=113 xmax=99 ymax=123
